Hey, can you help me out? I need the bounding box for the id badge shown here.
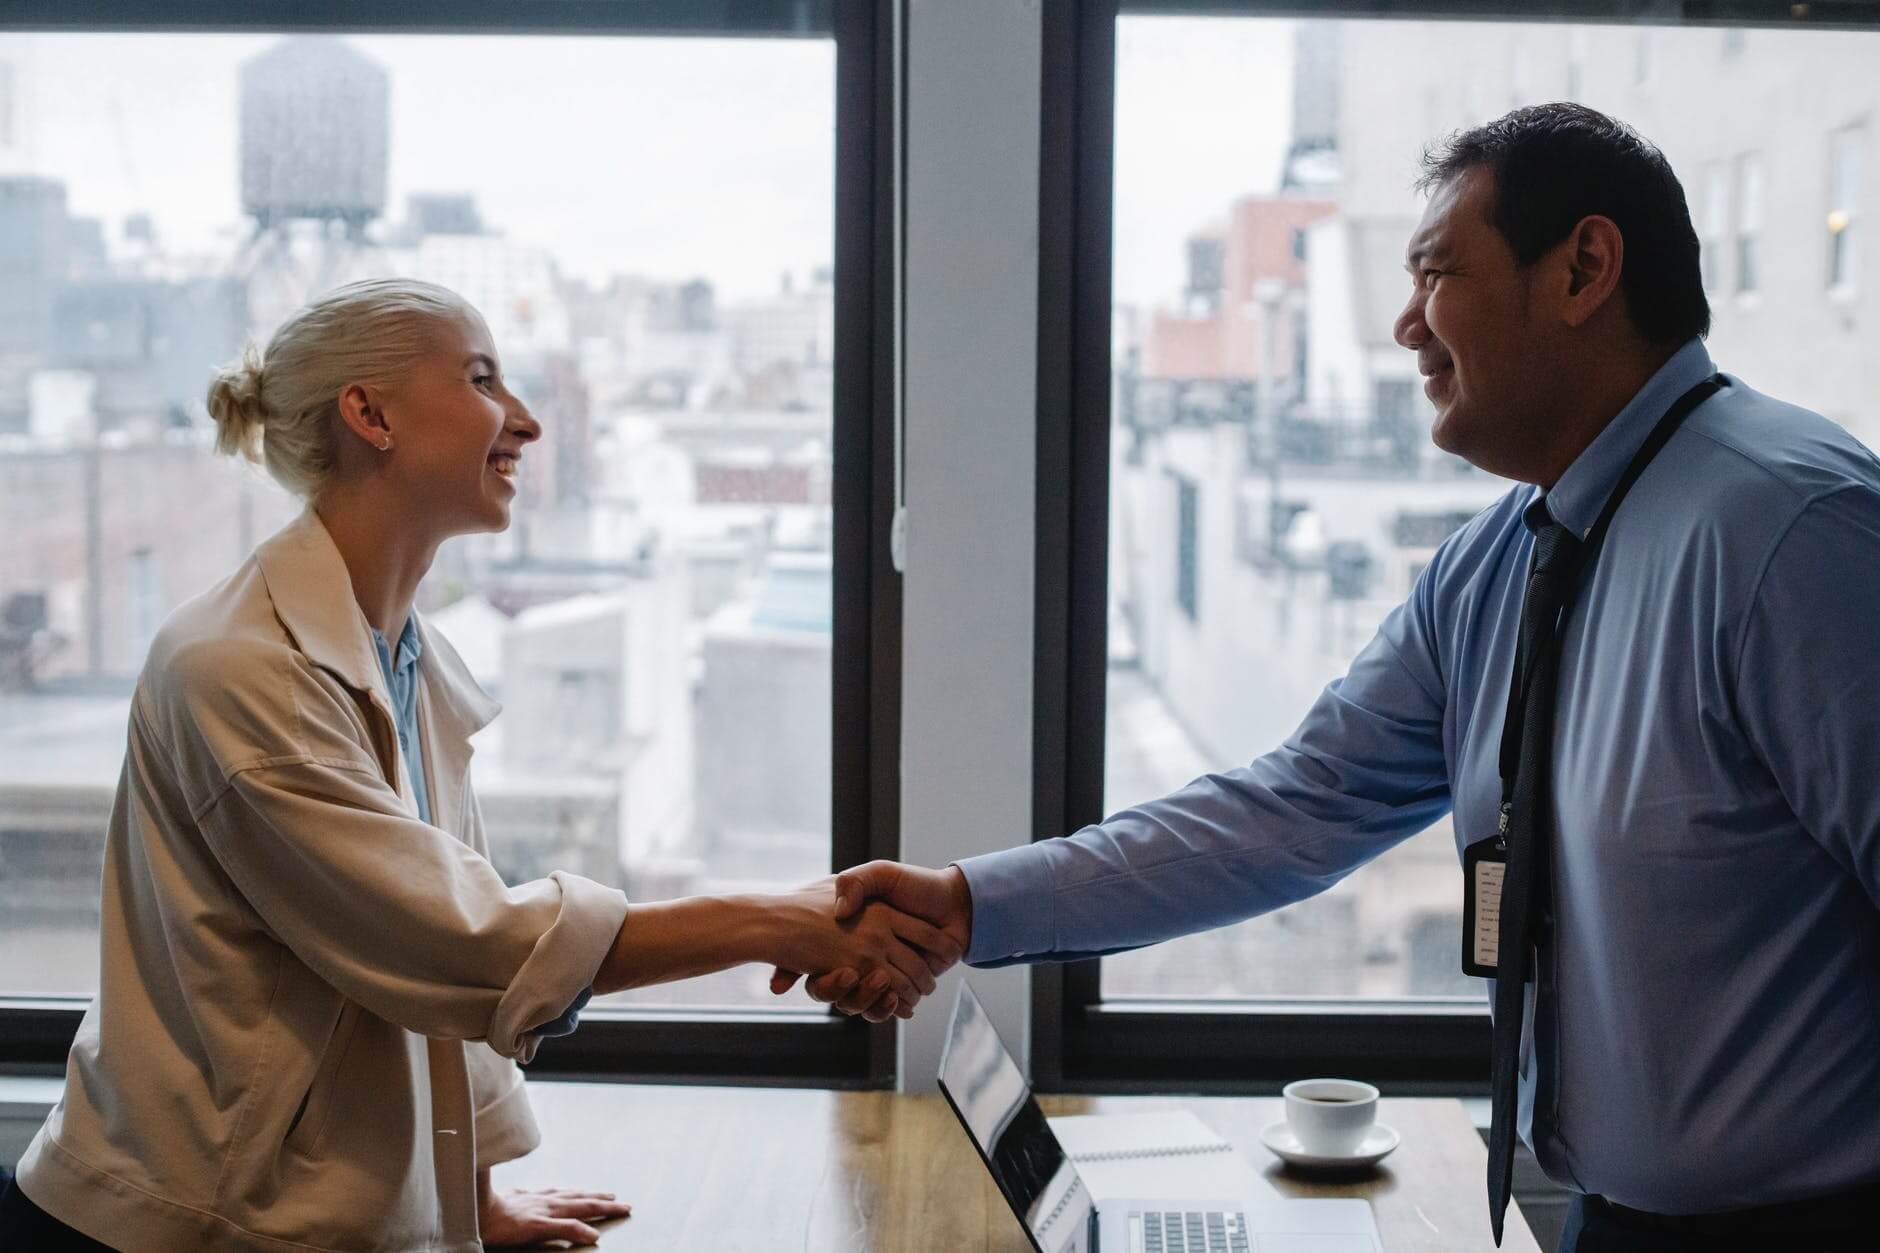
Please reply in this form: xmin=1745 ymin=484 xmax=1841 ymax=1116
xmin=1462 ymin=838 xmax=1507 ymax=978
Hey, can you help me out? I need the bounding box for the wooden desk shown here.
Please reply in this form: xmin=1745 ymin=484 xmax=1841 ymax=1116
xmin=495 ymin=1083 xmax=1540 ymax=1251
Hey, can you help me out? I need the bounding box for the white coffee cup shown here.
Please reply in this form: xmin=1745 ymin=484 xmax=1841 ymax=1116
xmin=1282 ymin=1078 xmax=1379 ymax=1156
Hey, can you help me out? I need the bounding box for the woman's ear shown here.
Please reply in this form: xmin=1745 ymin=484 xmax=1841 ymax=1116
xmin=336 ymin=383 xmax=394 ymax=452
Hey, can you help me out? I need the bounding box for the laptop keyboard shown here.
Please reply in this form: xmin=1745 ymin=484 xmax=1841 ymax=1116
xmin=1134 ymin=1209 xmax=1249 ymax=1253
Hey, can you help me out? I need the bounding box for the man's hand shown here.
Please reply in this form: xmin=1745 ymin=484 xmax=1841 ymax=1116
xmin=757 ymin=877 xmax=963 ymax=1021
xmin=768 ymin=861 xmax=973 ymax=1020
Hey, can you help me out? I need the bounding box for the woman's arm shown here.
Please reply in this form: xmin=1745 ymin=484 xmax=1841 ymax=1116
xmin=592 ymin=880 xmax=963 ymax=1011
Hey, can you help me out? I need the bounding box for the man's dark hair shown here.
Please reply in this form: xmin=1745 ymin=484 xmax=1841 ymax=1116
xmin=1418 ymin=102 xmax=1710 ymax=345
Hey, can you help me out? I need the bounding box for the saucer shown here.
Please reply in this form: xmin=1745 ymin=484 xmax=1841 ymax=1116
xmin=1259 ymin=1120 xmax=1400 ymax=1170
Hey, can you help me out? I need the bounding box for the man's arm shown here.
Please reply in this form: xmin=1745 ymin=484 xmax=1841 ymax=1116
xmin=1734 ymin=487 xmax=1880 ymax=904
xmin=784 ymin=574 xmax=1455 ymax=1014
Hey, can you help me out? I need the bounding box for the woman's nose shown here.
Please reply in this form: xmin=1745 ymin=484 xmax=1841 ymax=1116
xmin=510 ymin=401 xmax=543 ymax=443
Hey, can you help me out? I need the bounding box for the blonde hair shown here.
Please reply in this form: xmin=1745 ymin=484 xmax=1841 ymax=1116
xmin=205 ymin=278 xmax=472 ymax=497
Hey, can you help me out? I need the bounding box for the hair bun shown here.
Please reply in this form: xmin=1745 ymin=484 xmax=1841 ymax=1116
xmin=206 ymin=344 xmax=269 ymax=461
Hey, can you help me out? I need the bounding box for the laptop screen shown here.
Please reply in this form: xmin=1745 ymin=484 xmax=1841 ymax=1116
xmin=937 ymin=982 xmax=1093 ymax=1253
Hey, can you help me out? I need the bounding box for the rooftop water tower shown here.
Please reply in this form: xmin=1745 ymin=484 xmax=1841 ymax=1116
xmin=234 ymin=37 xmax=392 ymax=337
xmin=239 ymin=36 xmax=388 ymax=233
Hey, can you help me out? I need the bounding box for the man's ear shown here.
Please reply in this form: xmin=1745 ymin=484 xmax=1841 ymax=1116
xmin=1560 ymin=214 xmax=1625 ymax=329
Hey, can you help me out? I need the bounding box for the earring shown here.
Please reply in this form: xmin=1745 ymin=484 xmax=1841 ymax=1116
xmin=377 ymin=436 xmax=392 ymax=452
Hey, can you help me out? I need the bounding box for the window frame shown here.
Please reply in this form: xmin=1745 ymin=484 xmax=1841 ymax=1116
xmin=1031 ymin=0 xmax=1880 ymax=1094
xmin=0 ymin=0 xmax=903 ymax=1089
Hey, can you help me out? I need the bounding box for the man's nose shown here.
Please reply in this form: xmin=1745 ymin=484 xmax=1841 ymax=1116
xmin=1393 ymin=291 xmax=1428 ymax=351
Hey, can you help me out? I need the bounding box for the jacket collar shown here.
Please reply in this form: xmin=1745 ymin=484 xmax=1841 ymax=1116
xmin=253 ymin=510 xmax=500 ymax=742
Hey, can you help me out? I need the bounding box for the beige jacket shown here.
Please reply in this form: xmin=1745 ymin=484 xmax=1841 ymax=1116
xmin=16 ymin=511 xmax=630 ymax=1252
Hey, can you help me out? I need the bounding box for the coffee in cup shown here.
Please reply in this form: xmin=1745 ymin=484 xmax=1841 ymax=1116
xmin=1281 ymin=1078 xmax=1379 ymax=1156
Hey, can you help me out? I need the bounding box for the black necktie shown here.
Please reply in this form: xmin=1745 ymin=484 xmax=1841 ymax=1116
xmin=1487 ymin=515 xmax=1582 ymax=1246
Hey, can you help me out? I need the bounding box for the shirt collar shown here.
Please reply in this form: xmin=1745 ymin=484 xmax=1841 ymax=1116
xmin=1541 ymin=337 xmax=1715 ymax=539
xmin=370 ymin=615 xmax=425 ymax=681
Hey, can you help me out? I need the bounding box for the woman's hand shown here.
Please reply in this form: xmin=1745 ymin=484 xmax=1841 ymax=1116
xmin=760 ymin=879 xmax=962 ymax=1020
xmin=479 ymin=1182 xmax=631 ymax=1248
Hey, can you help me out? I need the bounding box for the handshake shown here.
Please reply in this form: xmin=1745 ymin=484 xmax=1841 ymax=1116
xmin=765 ymin=861 xmax=974 ymax=1024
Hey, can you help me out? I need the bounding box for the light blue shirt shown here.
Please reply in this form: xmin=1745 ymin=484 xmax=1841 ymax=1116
xmin=959 ymin=339 xmax=1880 ymax=1214
xmin=370 ymin=618 xmax=432 ymax=827
xmin=372 ymin=616 xmax=589 ymax=1040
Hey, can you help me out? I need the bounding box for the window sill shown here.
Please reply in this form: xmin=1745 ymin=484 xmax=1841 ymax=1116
xmin=0 ymin=1075 xmax=61 ymax=1169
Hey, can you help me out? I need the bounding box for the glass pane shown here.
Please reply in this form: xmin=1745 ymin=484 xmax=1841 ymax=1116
xmin=0 ymin=32 xmax=836 ymax=1012
xmin=1103 ymin=16 xmax=1880 ymax=1003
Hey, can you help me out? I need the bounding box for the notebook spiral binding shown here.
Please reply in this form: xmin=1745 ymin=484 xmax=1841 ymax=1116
xmin=1069 ymin=1142 xmax=1234 ymax=1163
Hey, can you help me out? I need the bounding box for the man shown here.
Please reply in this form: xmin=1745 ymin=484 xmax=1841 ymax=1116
xmin=775 ymin=104 xmax=1880 ymax=1250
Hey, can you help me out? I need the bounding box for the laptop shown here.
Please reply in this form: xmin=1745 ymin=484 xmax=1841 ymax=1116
xmin=936 ymin=981 xmax=1385 ymax=1253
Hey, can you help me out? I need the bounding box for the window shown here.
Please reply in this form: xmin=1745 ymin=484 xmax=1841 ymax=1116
xmin=0 ymin=2 xmax=894 ymax=1084
xmin=1736 ymin=152 xmax=1763 ymax=295
xmin=1701 ymin=162 xmax=1730 ymax=293
xmin=1829 ymin=126 xmax=1862 ymax=292
xmin=1036 ymin=4 xmax=1880 ymax=1089
xmin=1175 ymin=476 xmax=1199 ymax=621
xmin=0 ymin=60 xmax=14 ymax=148
xmin=1565 ymin=29 xmax=1587 ymax=101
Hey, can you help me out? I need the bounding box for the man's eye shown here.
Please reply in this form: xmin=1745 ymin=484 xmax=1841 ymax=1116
xmin=473 ymin=375 xmax=494 ymax=389
xmin=1422 ymin=269 xmax=1444 ymax=286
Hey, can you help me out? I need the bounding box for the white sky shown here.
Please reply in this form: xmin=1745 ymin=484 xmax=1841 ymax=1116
xmin=1 ymin=19 xmax=1297 ymax=308
xmin=1115 ymin=17 xmax=1296 ymax=306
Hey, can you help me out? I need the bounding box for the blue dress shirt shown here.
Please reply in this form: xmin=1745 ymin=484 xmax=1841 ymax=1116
xmin=958 ymin=339 xmax=1880 ymax=1214
xmin=372 ymin=616 xmax=589 ymax=1041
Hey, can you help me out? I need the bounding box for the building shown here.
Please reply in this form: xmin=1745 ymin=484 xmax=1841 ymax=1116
xmin=1141 ymin=195 xmax=1336 ymax=399
xmin=0 ymin=433 xmax=299 ymax=683
xmin=720 ymin=268 xmax=835 ymax=411
xmin=1319 ymin=19 xmax=1875 ymax=442
xmin=0 ymin=176 xmax=69 ymax=369
xmin=692 ymin=552 xmax=831 ymax=884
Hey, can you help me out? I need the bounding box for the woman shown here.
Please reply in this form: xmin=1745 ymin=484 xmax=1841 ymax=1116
xmin=0 ymin=279 xmax=954 ymax=1251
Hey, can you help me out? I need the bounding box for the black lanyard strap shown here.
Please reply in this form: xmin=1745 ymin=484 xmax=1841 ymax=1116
xmin=1496 ymin=372 xmax=1728 ymax=804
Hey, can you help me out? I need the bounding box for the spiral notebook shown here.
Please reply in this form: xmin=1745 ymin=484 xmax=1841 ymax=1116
xmin=1046 ymin=1109 xmax=1274 ymax=1203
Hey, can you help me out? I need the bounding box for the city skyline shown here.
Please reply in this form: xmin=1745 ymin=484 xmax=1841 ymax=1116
xmin=1 ymin=33 xmax=837 ymax=302
xmin=6 ymin=21 xmax=1317 ymax=309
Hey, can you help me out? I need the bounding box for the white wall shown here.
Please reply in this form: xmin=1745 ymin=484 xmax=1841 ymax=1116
xmin=897 ymin=0 xmax=1042 ymax=1092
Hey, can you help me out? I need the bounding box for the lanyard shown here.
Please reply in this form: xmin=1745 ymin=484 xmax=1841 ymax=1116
xmin=1495 ymin=372 xmax=1728 ymax=832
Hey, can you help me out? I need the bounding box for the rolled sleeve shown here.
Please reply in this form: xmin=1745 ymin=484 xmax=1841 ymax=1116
xmin=492 ymin=876 xmax=626 ymax=1063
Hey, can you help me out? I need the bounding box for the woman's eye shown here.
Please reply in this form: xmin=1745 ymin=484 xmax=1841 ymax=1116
xmin=473 ymin=375 xmax=494 ymax=390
